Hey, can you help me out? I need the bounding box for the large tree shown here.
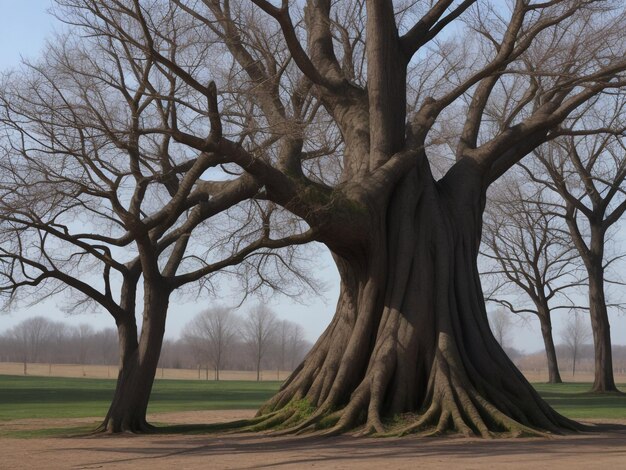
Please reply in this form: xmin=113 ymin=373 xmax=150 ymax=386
xmin=0 ymin=3 xmax=317 ymax=432
xmin=6 ymin=0 xmax=626 ymax=437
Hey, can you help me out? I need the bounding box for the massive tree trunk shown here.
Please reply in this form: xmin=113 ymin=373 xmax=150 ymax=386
xmin=256 ymin=162 xmax=577 ymax=436
xmin=98 ymin=286 xmax=170 ymax=433
xmin=537 ymin=310 xmax=562 ymax=384
xmin=587 ymin=262 xmax=617 ymax=392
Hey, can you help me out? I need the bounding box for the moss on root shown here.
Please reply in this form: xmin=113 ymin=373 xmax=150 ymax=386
xmin=229 ymin=397 xmax=576 ymax=438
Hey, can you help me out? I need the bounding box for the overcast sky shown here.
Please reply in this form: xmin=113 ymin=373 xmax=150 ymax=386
xmin=0 ymin=1 xmax=624 ymax=352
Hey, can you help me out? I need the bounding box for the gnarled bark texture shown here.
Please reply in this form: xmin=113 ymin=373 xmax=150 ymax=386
xmin=256 ymin=162 xmax=577 ymax=437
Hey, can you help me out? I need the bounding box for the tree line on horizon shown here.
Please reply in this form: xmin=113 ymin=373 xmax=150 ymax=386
xmin=0 ymin=306 xmax=311 ymax=380
xmin=3 ymin=306 xmax=624 ymax=381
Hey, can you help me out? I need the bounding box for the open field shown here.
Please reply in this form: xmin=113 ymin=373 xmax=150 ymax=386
xmin=0 ymin=362 xmax=291 ymax=381
xmin=0 ymin=376 xmax=280 ymax=422
xmin=1 ymin=376 xmax=626 ymax=469
xmin=520 ymin=370 xmax=626 ymax=384
xmin=3 ymin=361 xmax=626 ymax=383
xmin=0 ymin=375 xmax=625 ymax=428
xmin=533 ymin=382 xmax=626 ymax=419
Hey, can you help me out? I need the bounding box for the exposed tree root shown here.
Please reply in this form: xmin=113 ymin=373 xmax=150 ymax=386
xmin=229 ymin=396 xmax=563 ymax=439
xmin=238 ymin=312 xmax=586 ymax=439
xmin=236 ymin=304 xmax=583 ymax=438
xmin=223 ymin=353 xmax=581 ymax=439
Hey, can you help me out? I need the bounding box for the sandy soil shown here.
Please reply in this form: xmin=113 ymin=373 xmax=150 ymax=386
xmin=2 ymin=410 xmax=626 ymax=470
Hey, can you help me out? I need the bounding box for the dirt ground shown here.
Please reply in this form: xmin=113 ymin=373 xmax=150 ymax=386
xmin=2 ymin=410 xmax=626 ymax=470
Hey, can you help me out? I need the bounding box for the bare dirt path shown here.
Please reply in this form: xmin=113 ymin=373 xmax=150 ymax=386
xmin=2 ymin=411 xmax=626 ymax=469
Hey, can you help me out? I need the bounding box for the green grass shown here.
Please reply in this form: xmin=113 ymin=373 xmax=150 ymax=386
xmin=1 ymin=375 xmax=625 ymax=438
xmin=533 ymin=382 xmax=626 ymax=419
xmin=0 ymin=375 xmax=280 ymax=421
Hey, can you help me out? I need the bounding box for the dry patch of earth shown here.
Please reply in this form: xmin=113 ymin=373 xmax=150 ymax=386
xmin=2 ymin=410 xmax=626 ymax=469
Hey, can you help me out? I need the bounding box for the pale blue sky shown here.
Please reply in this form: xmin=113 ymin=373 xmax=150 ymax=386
xmin=0 ymin=1 xmax=57 ymax=70
xmin=0 ymin=1 xmax=624 ymax=352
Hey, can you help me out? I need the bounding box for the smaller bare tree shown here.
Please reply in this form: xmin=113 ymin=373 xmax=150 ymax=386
xmin=73 ymin=323 xmax=95 ymax=376
xmin=482 ymin=179 xmax=586 ymax=383
xmin=182 ymin=307 xmax=239 ymax=380
xmin=93 ymin=328 xmax=118 ymax=366
xmin=561 ymin=311 xmax=592 ymax=376
xmin=8 ymin=316 xmax=57 ymax=375
xmin=242 ymin=305 xmax=277 ymax=381
xmin=488 ymin=308 xmax=513 ymax=347
xmin=273 ymin=319 xmax=305 ymax=380
xmin=288 ymin=326 xmax=308 ymax=372
xmin=523 ymin=102 xmax=626 ymax=392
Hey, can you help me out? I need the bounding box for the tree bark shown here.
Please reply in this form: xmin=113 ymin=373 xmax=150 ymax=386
xmin=98 ymin=286 xmax=170 ymax=433
xmin=537 ymin=312 xmax=562 ymax=384
xmin=256 ymin=162 xmax=577 ymax=436
xmin=564 ymin=218 xmax=618 ymax=392
xmin=587 ymin=263 xmax=617 ymax=392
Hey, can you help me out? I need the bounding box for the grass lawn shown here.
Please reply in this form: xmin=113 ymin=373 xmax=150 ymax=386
xmin=533 ymin=382 xmax=626 ymax=419
xmin=0 ymin=375 xmax=280 ymax=421
xmin=1 ymin=376 xmax=624 ymax=434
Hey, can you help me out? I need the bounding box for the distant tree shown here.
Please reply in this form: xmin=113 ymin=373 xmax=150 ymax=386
xmin=561 ymin=311 xmax=592 ymax=376
xmin=182 ymin=307 xmax=239 ymax=380
xmin=488 ymin=308 xmax=513 ymax=347
xmin=8 ymin=317 xmax=56 ymax=374
xmin=93 ymin=328 xmax=118 ymax=366
xmin=273 ymin=319 xmax=305 ymax=379
xmin=242 ymin=305 xmax=277 ymax=381
xmin=47 ymin=322 xmax=70 ymax=365
xmin=74 ymin=324 xmax=95 ymax=366
xmin=182 ymin=325 xmax=207 ymax=379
